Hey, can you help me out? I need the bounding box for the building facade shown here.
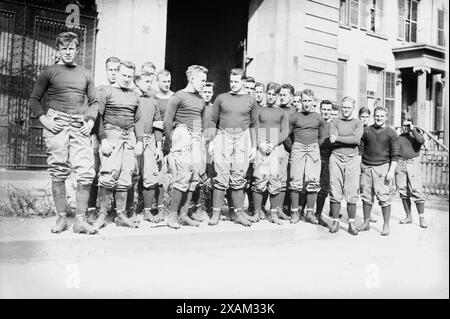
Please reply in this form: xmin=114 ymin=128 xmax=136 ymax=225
xmin=0 ymin=0 xmax=448 ymax=168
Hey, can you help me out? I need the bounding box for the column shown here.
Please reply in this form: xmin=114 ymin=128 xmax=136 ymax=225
xmin=394 ymin=69 xmax=403 ymax=127
xmin=413 ymin=65 xmax=431 ymax=130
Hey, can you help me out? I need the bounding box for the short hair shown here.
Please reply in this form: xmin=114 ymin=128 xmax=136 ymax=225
xmin=186 ymin=65 xmax=208 ymax=80
xmin=280 ymin=83 xmax=295 ymax=96
xmin=301 ymin=89 xmax=315 ymax=98
xmin=245 ymin=76 xmax=255 ymax=83
xmin=255 ymin=82 xmax=264 ymax=90
xmin=230 ymin=68 xmax=245 ymax=80
xmin=105 ymin=56 xmax=120 ymax=67
xmin=374 ymin=106 xmax=388 ymax=114
xmin=157 ymin=69 xmax=171 ymax=79
xmin=118 ymin=60 xmax=136 ymax=71
xmin=358 ymin=106 xmax=371 ymax=116
xmin=293 ymin=91 xmax=302 ymax=97
xmin=342 ymin=96 xmax=355 ymax=105
xmin=332 ymin=103 xmax=340 ymax=111
xmin=204 ymin=81 xmax=215 ymax=89
xmin=266 ymin=82 xmax=281 ymax=94
xmin=56 ymin=32 xmax=79 ymax=48
xmin=320 ymin=99 xmax=333 ymax=109
xmin=142 ymin=62 xmax=156 ymax=70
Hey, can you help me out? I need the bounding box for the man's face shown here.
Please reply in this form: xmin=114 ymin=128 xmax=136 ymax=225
xmin=254 ymin=86 xmax=264 ymax=103
xmin=292 ymin=95 xmax=302 ymax=111
xmin=341 ymin=101 xmax=354 ymax=119
xmin=402 ymin=120 xmax=412 ymax=134
xmin=116 ymin=65 xmax=135 ymax=88
xmin=244 ymin=81 xmax=256 ymax=96
xmin=230 ymin=74 xmax=245 ymax=93
xmin=57 ymin=41 xmax=78 ymax=65
xmin=105 ymin=61 xmax=120 ymax=84
xmin=142 ymin=66 xmax=156 ymax=84
xmin=359 ymin=112 xmax=371 ymax=126
xmin=301 ymin=94 xmax=314 ymax=113
xmin=157 ymin=74 xmax=171 ymax=93
xmin=374 ymin=110 xmax=387 ymax=127
xmin=136 ymin=77 xmax=152 ymax=93
xmin=266 ymin=89 xmax=278 ymax=106
xmin=331 ymin=109 xmax=339 ymax=119
xmin=279 ymin=89 xmax=292 ymax=106
xmin=201 ymin=86 xmax=213 ymax=103
xmin=191 ymin=71 xmax=207 ymax=93
xmin=320 ymin=103 xmax=333 ymax=121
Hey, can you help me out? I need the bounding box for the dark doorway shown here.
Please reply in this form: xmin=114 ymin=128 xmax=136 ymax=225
xmin=165 ymin=0 xmax=249 ymax=96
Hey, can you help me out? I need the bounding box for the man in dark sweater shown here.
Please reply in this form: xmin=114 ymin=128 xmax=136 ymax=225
xmin=288 ymin=89 xmax=326 ymax=224
xmin=328 ymin=97 xmax=364 ymax=235
xmin=163 ymin=65 xmax=208 ymax=229
xmin=251 ymin=82 xmax=290 ymax=225
xmin=87 ymin=56 xmax=121 ymax=222
xmin=208 ymin=68 xmax=259 ymax=227
xmin=189 ymin=81 xmax=216 ymax=223
xmin=133 ymin=72 xmax=163 ymax=224
xmin=279 ymin=84 xmax=297 ymax=221
xmin=94 ymin=60 xmax=144 ymax=230
xmin=316 ymin=99 xmax=334 ymax=223
xmin=30 ymin=32 xmax=98 ymax=235
xmin=358 ymin=106 xmax=400 ymax=236
xmin=395 ymin=119 xmax=427 ymax=228
xmin=152 ymin=69 xmax=174 ymax=222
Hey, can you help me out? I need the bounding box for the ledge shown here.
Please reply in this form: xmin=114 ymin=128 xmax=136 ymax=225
xmin=366 ymin=31 xmax=388 ymax=40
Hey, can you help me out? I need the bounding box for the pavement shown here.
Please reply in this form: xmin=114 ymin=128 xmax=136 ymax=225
xmin=0 ymin=198 xmax=448 ymax=299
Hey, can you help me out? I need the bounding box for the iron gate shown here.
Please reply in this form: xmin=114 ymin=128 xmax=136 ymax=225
xmin=0 ymin=0 xmax=97 ymax=168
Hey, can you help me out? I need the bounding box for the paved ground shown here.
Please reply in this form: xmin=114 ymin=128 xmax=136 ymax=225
xmin=0 ymin=199 xmax=448 ymax=299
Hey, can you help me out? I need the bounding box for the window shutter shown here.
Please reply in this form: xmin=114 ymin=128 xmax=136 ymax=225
xmin=350 ymin=0 xmax=360 ymax=26
xmin=398 ymin=0 xmax=405 ymax=38
xmin=360 ymin=0 xmax=369 ymax=29
xmin=359 ymin=65 xmax=368 ymax=108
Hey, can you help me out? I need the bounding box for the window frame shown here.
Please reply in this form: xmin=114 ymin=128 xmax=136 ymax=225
xmin=398 ymin=0 xmax=418 ymax=43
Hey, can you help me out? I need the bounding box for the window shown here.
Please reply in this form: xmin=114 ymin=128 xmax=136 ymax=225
xmin=340 ymin=0 xmax=359 ymax=26
xmin=337 ymin=59 xmax=347 ymax=105
xmin=366 ymin=67 xmax=384 ymax=113
xmin=360 ymin=0 xmax=384 ymax=33
xmin=398 ymin=0 xmax=418 ymax=42
xmin=437 ymin=8 xmax=444 ymax=46
xmin=385 ymin=72 xmax=395 ymax=126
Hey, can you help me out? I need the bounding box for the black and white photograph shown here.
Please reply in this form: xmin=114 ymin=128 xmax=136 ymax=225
xmin=0 ymin=0 xmax=448 ymax=303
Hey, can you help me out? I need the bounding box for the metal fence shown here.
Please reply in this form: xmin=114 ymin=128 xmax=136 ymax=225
xmin=0 ymin=1 xmax=96 ymax=168
xmin=419 ymin=128 xmax=449 ymax=196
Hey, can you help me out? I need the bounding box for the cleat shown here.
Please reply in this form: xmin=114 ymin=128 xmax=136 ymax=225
xmin=51 ymin=215 xmax=69 ymax=233
xmin=329 ymin=221 xmax=339 ymax=233
xmin=73 ymin=215 xmax=98 ymax=234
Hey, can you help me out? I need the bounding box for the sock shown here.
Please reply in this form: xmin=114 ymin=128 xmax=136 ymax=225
xmin=252 ymin=191 xmax=264 ymax=211
xmin=402 ymin=198 xmax=412 ymax=216
xmin=270 ymin=192 xmax=284 ymax=210
xmin=115 ymin=191 xmax=128 ymax=212
xmin=306 ymin=192 xmax=318 ymax=210
xmin=347 ymin=203 xmax=356 ymax=220
xmin=231 ymin=189 xmax=245 ymax=210
xmin=290 ymin=191 xmax=300 ymax=210
xmin=330 ymin=202 xmax=341 ymax=219
xmin=362 ymin=202 xmax=373 ymax=221
xmin=213 ymin=188 xmax=225 ymax=209
xmin=143 ymin=186 xmax=156 ymax=209
xmin=169 ymin=188 xmax=184 ymax=212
